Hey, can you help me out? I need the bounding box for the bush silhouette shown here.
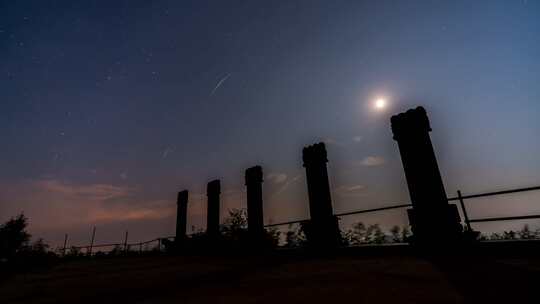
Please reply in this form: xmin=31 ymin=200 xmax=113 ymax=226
xmin=284 ymin=224 xmax=307 ymax=248
xmin=0 ymin=214 xmax=31 ymax=261
xmin=164 ymin=208 xmax=280 ymax=253
xmin=487 ymin=224 xmax=540 ymax=240
xmin=343 ymin=222 xmax=412 ymax=245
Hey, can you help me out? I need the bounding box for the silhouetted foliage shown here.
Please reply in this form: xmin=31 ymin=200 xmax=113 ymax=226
xmin=28 ymin=238 xmax=49 ymax=254
xmin=220 ymin=208 xmax=248 ymax=241
xmin=265 ymin=227 xmax=281 ymax=247
xmin=0 ymin=215 xmax=58 ymax=277
xmin=284 ymin=224 xmax=307 ymax=248
xmin=163 ymin=208 xmax=280 ymax=253
xmin=518 ymin=224 xmax=533 ymax=239
xmin=487 ymin=224 xmax=540 ymax=241
xmin=66 ymin=246 xmax=82 ymax=257
xmin=344 ymin=222 xmax=412 ymax=245
xmin=108 ymin=245 xmax=125 ymax=256
xmin=220 ymin=208 xmax=281 ymax=247
xmin=401 ymin=226 xmax=412 ymax=242
xmin=372 ymin=224 xmax=386 ymax=244
xmin=0 ymin=214 xmax=31 ymax=261
xmin=390 ymin=225 xmax=401 ymax=243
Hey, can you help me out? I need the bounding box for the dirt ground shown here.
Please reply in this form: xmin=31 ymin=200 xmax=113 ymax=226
xmin=1 ymin=251 xmax=539 ymax=304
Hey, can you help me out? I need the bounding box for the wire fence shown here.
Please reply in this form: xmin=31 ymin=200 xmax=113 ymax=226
xmin=63 ymin=185 xmax=540 ymax=256
xmin=263 ymin=185 xmax=540 ymax=231
xmin=63 ymin=236 xmax=175 ymax=256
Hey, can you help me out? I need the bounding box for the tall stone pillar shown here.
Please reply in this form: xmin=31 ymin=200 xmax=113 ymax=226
xmin=391 ymin=106 xmax=462 ymax=245
xmin=302 ymin=143 xmax=340 ymax=248
xmin=176 ymin=190 xmax=189 ymax=241
xmin=206 ymin=179 xmax=221 ymax=237
xmin=245 ymin=166 xmax=264 ymax=240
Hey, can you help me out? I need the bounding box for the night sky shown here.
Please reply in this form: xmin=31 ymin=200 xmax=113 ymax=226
xmin=1 ymin=0 xmax=539 ymax=247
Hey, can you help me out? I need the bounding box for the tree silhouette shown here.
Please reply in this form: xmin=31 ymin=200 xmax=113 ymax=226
xmin=390 ymin=226 xmax=401 ymax=242
xmin=284 ymin=224 xmax=307 ymax=248
xmin=343 ymin=222 xmax=412 ymax=245
xmin=400 ymin=226 xmax=411 ymax=242
xmin=518 ymin=224 xmax=532 ymax=239
xmin=0 ymin=213 xmax=31 ymax=261
xmin=487 ymin=224 xmax=540 ymax=240
xmin=220 ymin=208 xmax=248 ymax=240
xmin=371 ymin=224 xmax=386 ymax=244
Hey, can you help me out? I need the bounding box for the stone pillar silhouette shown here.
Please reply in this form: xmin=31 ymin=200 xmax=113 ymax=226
xmin=206 ymin=179 xmax=221 ymax=237
xmin=176 ymin=190 xmax=189 ymax=241
xmin=245 ymin=166 xmax=264 ymax=241
xmin=302 ymin=142 xmax=340 ymax=248
xmin=391 ymin=106 xmax=462 ymax=245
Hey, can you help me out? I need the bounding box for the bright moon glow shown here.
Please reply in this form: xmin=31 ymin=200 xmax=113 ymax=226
xmin=374 ymin=98 xmax=387 ymax=110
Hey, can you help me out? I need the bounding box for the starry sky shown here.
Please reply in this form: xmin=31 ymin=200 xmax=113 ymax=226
xmin=1 ymin=0 xmax=539 ymax=247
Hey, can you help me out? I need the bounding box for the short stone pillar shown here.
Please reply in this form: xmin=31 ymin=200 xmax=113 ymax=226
xmin=206 ymin=179 xmax=221 ymax=237
xmin=302 ymin=142 xmax=340 ymax=248
xmin=391 ymin=106 xmax=462 ymax=245
xmin=245 ymin=166 xmax=264 ymax=241
xmin=175 ymin=190 xmax=189 ymax=241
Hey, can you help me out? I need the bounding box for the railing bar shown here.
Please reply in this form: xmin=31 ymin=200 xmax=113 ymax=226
xmin=72 ymin=243 xmax=121 ymax=249
xmin=469 ymin=214 xmax=540 ymax=223
xmin=68 ymin=186 xmax=540 ymax=248
xmin=448 ymin=185 xmax=540 ymax=201
xmin=90 ymin=243 xmax=122 ymax=248
xmin=335 ymin=203 xmax=412 ymax=217
xmin=264 ymin=219 xmax=308 ymax=228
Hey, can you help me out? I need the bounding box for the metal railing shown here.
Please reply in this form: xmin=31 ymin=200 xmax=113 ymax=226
xmin=64 ymin=236 xmax=175 ymax=256
xmin=65 ymin=184 xmax=540 ymax=255
xmin=263 ymin=185 xmax=540 ymax=229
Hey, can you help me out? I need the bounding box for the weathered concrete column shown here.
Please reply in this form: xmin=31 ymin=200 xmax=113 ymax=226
xmin=302 ymin=142 xmax=340 ymax=248
xmin=175 ymin=190 xmax=189 ymax=241
xmin=391 ymin=106 xmax=462 ymax=245
xmin=245 ymin=166 xmax=264 ymax=240
xmin=206 ymin=179 xmax=221 ymax=237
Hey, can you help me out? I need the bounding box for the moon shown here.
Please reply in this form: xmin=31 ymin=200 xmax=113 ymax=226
xmin=374 ymin=98 xmax=387 ymax=110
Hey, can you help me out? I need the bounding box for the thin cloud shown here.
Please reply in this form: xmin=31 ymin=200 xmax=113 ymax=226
xmin=266 ymin=173 xmax=288 ymax=184
xmin=359 ymin=156 xmax=386 ymax=167
xmin=323 ymin=138 xmax=346 ymax=147
xmin=0 ymin=179 xmax=173 ymax=230
xmin=334 ymin=184 xmax=367 ymax=197
xmin=274 ymin=174 xmax=302 ymax=196
xmin=36 ymin=179 xmax=131 ymax=201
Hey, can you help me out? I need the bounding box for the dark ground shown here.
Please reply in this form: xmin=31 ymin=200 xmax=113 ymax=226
xmin=1 ymin=246 xmax=539 ymax=304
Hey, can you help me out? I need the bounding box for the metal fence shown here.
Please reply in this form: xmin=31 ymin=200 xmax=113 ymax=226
xmin=65 ymin=185 xmax=540 ymax=255
xmin=264 ymin=185 xmax=540 ymax=230
xmin=63 ymin=236 xmax=175 ymax=256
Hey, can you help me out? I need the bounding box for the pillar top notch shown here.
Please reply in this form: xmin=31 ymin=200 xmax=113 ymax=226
xmin=391 ymin=106 xmax=432 ymax=140
xmin=245 ymin=165 xmax=263 ymax=185
xmin=207 ymin=179 xmax=221 ymax=194
xmin=302 ymin=142 xmax=328 ymax=167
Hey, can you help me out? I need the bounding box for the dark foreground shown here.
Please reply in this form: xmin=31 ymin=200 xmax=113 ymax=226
xmin=1 ymin=246 xmax=539 ymax=304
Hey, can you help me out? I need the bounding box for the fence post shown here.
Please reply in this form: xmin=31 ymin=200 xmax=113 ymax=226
xmin=62 ymin=234 xmax=68 ymax=256
xmin=123 ymin=231 xmax=129 ymax=253
xmin=457 ymin=190 xmax=472 ymax=232
xmin=89 ymin=226 xmax=96 ymax=256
